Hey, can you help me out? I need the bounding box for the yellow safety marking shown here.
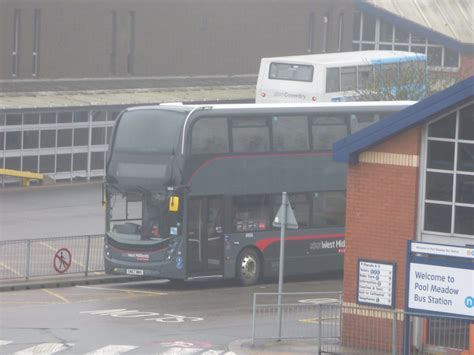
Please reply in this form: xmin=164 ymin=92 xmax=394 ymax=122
xmin=76 ymin=285 xmax=168 ymax=295
xmin=42 ymin=289 xmax=71 ymax=304
xmin=0 ymin=261 xmax=23 ymax=277
xmin=299 ymin=316 xmax=340 ymax=324
xmin=38 ymin=241 xmax=86 ymax=268
xmin=0 ymin=168 xmax=43 ymax=180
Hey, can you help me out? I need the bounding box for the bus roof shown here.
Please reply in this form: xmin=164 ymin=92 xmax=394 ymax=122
xmin=261 ymin=50 xmax=427 ymax=67
xmin=127 ymin=101 xmax=417 ymax=113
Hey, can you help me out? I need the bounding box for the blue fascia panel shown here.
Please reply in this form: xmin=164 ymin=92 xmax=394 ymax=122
xmin=356 ymin=1 xmax=474 ymax=54
xmin=333 ymin=76 xmax=474 ymax=163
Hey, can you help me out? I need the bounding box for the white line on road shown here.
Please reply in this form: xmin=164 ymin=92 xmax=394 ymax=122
xmin=0 ymin=340 xmax=13 ymax=347
xmin=76 ymin=285 xmax=168 ymax=295
xmin=14 ymin=342 xmax=71 ymax=354
xmin=85 ymin=345 xmax=138 ymax=355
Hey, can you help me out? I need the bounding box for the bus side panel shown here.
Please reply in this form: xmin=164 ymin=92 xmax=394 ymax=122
xmin=222 ymin=230 xmax=344 ymax=280
xmin=259 ymin=232 xmax=345 ymax=278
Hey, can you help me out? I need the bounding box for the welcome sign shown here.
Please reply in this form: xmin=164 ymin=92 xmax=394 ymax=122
xmin=405 ymin=241 xmax=474 ymax=319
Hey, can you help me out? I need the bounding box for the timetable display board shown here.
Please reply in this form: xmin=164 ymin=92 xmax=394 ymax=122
xmin=357 ymin=259 xmax=396 ymax=308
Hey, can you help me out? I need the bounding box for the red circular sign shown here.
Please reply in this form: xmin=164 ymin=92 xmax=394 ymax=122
xmin=53 ymin=248 xmax=72 ymax=273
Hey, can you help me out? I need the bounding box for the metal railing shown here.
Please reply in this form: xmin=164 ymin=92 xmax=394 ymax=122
xmin=0 ymin=235 xmax=105 ymax=280
xmin=252 ymin=292 xmax=343 ymax=343
xmin=252 ymin=293 xmax=472 ymax=354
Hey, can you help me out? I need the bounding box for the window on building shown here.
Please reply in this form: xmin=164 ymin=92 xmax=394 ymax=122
xmin=57 ymin=129 xmax=73 ymax=147
xmin=39 ymin=155 xmax=55 ymax=173
xmin=23 ymin=131 xmax=39 ymax=149
xmin=379 ymin=20 xmax=393 ymax=42
xmin=41 ymin=113 xmax=56 ymax=124
xmin=56 ymin=154 xmax=72 ymax=173
xmin=40 ymin=130 xmax=56 ymax=148
xmin=24 ymin=114 xmax=39 ymax=125
xmin=362 ymin=14 xmax=376 ymax=41
xmin=73 ymin=153 xmax=88 ymax=171
xmin=6 ymin=131 xmax=21 ymax=150
xmin=352 ymin=15 xmax=460 ymax=69
xmin=6 ymin=114 xmax=22 ymax=126
xmin=58 ymin=112 xmax=73 ymax=124
xmin=91 ymin=152 xmax=105 ymax=170
xmin=73 ymin=128 xmax=89 ymax=146
xmin=92 ymin=127 xmax=106 ymax=145
xmin=5 ymin=157 xmax=21 ymax=171
xmin=423 ymin=103 xmax=474 ymax=237
xmin=427 ymin=47 xmax=442 ymax=67
xmin=23 ymin=156 xmax=38 ymax=172
xmin=353 ymin=12 xmax=361 ymax=41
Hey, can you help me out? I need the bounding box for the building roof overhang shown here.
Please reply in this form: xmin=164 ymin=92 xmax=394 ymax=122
xmin=333 ymin=76 xmax=474 ymax=164
xmin=357 ymin=0 xmax=474 ymax=54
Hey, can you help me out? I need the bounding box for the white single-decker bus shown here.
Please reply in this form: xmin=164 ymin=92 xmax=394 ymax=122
xmin=255 ymin=50 xmax=427 ymax=103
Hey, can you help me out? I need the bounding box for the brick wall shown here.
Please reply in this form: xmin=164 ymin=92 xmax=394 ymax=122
xmin=343 ymin=126 xmax=422 ymax=309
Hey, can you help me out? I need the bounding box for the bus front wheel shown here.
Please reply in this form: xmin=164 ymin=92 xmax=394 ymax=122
xmin=237 ymin=248 xmax=261 ymax=286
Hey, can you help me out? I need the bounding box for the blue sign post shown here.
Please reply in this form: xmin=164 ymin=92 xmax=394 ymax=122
xmin=403 ymin=241 xmax=474 ymax=355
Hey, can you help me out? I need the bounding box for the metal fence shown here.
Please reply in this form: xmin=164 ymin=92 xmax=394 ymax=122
xmin=406 ymin=314 xmax=472 ymax=354
xmin=252 ymin=292 xmax=472 ymax=354
xmin=251 ymin=292 xmax=343 ymax=343
xmin=0 ymin=235 xmax=105 ymax=280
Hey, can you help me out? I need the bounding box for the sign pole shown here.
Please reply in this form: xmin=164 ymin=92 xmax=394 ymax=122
xmin=277 ymin=192 xmax=287 ymax=341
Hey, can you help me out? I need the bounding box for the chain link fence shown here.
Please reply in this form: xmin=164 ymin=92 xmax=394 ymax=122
xmin=0 ymin=235 xmax=105 ymax=280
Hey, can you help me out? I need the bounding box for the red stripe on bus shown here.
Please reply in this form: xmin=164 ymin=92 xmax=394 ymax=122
xmin=255 ymin=233 xmax=344 ymax=252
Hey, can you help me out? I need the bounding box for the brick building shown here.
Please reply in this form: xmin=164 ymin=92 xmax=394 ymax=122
xmin=333 ymin=76 xmax=473 ymax=353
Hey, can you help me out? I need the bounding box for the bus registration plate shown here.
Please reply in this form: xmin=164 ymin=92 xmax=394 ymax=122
xmin=126 ymin=268 xmax=144 ymax=276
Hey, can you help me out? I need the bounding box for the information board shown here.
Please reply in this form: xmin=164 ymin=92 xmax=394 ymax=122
xmin=407 ymin=262 xmax=473 ymax=318
xmin=357 ymin=259 xmax=396 ymax=308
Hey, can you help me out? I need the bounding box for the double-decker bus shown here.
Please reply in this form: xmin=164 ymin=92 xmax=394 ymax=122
xmin=104 ymin=102 xmax=413 ymax=285
xmin=256 ymin=51 xmax=427 ymax=103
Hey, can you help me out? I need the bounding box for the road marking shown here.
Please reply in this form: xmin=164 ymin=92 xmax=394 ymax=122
xmin=81 ymin=309 xmax=203 ymax=322
xmin=42 ymin=289 xmax=71 ymax=304
xmin=85 ymin=345 xmax=138 ymax=355
xmin=161 ymin=348 xmax=203 ymax=355
xmin=0 ymin=340 xmax=13 ymax=346
xmin=0 ymin=261 xmax=23 ymax=277
xmin=76 ymin=285 xmax=168 ymax=295
xmin=14 ymin=342 xmax=71 ymax=354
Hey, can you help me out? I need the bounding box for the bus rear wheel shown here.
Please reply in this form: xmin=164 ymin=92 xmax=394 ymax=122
xmin=237 ymin=248 xmax=261 ymax=286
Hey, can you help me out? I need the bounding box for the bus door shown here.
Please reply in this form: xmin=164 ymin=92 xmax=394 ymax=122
xmin=186 ymin=197 xmax=224 ymax=276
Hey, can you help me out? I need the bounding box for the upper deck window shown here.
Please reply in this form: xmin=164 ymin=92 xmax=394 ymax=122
xmin=272 ymin=115 xmax=309 ymax=152
xmin=191 ymin=117 xmax=229 ymax=154
xmin=269 ymin=62 xmax=314 ymax=82
xmin=113 ymin=109 xmax=186 ymax=154
xmin=231 ymin=117 xmax=270 ymax=153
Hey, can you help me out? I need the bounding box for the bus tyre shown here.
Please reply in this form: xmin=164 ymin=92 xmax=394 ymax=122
xmin=237 ymin=248 xmax=261 ymax=286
